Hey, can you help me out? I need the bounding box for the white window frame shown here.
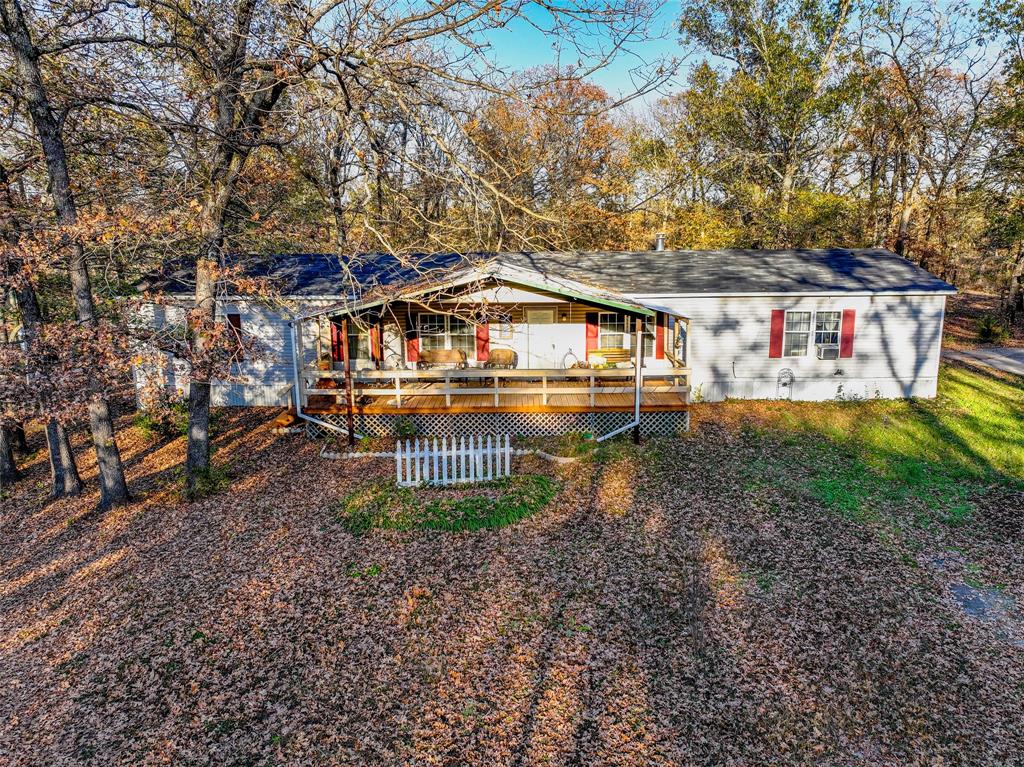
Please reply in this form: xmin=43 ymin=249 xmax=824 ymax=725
xmin=347 ymin=324 xmax=372 ymax=360
xmin=814 ymin=311 xmax=842 ymax=347
xmin=642 ymin=319 xmax=657 ymax=358
xmin=417 ymin=313 xmax=475 ymax=359
xmin=597 ymin=311 xmax=628 ymax=349
xmin=596 ymin=311 xmax=656 ymax=355
xmin=782 ymin=310 xmax=812 ymax=357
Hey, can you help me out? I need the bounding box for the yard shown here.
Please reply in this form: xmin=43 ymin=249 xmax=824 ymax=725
xmin=2 ymin=361 xmax=1023 ymax=766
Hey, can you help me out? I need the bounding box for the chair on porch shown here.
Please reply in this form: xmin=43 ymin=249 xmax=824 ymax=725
xmin=418 ymin=348 xmax=468 ymax=369
xmin=482 ymin=348 xmax=518 ymax=369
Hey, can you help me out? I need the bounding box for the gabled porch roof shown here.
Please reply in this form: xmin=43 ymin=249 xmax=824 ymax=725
xmin=291 ymin=258 xmax=660 ymax=322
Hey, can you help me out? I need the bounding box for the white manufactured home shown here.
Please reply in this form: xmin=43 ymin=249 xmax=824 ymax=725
xmin=137 ymin=248 xmax=954 ymax=437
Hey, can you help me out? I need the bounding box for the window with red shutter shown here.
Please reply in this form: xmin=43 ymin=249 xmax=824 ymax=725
xmin=475 ymin=323 xmax=490 ymax=362
xmin=840 ymin=309 xmax=856 ymax=358
xmin=768 ymin=310 xmax=785 ymax=358
xmin=585 ymin=312 xmax=599 ymax=359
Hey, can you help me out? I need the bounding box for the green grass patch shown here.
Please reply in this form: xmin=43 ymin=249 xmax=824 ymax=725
xmin=347 ymin=563 xmax=382 ymax=578
xmin=737 ymin=364 xmax=1024 ymax=533
xmin=179 ymin=464 xmax=232 ymax=501
xmin=133 ymin=398 xmax=223 ymax=442
xmin=518 ymin=431 xmax=599 ymax=458
xmin=335 ymin=474 xmax=558 ymax=534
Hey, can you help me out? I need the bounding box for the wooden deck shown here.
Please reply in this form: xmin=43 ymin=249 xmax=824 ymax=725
xmin=299 ymin=364 xmax=692 ymax=413
xmin=305 ymin=380 xmax=689 ymax=415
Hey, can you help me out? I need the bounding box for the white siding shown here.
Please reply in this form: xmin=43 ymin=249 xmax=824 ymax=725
xmin=647 ymin=293 xmax=947 ymax=402
xmin=134 ymin=300 xmax=335 ymax=408
xmin=135 ymin=290 xmax=948 ymax=408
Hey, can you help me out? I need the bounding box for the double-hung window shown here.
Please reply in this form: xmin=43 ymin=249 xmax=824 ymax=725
xmin=783 ymin=311 xmax=812 ymax=357
xmin=347 ymin=325 xmax=371 ymax=359
xmin=598 ymin=312 xmax=656 ymax=355
xmin=418 ymin=313 xmax=474 ymax=358
xmin=813 ymin=310 xmax=842 ymax=359
xmin=598 ymin=312 xmax=627 ymax=349
xmin=814 ymin=311 xmax=841 ymax=346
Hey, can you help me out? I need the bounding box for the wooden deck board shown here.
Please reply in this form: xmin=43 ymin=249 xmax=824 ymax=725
xmin=308 ymin=390 xmax=689 ymax=416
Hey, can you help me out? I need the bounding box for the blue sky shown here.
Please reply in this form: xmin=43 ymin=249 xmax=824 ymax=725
xmin=478 ymin=1 xmax=686 ymax=105
xmin=474 ymin=0 xmax=992 ymax=108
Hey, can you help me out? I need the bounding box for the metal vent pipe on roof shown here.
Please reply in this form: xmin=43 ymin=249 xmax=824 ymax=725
xmin=654 ymin=233 xmax=666 ymax=251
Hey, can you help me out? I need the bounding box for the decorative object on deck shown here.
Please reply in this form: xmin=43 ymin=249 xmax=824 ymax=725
xmin=308 ymin=355 xmax=341 ymax=409
xmin=593 ymin=348 xmax=631 ymax=365
xmin=395 ymin=434 xmax=512 ymax=487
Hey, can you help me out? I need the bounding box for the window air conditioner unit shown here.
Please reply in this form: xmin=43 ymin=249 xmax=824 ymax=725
xmin=817 ymin=344 xmax=839 ymax=360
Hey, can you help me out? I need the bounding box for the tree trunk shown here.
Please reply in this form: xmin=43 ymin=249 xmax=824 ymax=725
xmin=174 ymin=2 xmax=287 ymax=493
xmin=894 ymin=155 xmax=923 ymax=259
xmin=89 ymin=398 xmax=129 ymax=507
xmin=13 ymin=276 xmax=83 ymax=497
xmin=868 ymin=150 xmax=882 ymax=247
xmin=185 ymin=251 xmax=219 ymax=491
xmin=894 ymin=194 xmax=915 ymax=257
xmin=12 ymin=422 xmax=27 ymax=453
xmin=1007 ymin=248 xmax=1024 ymax=326
xmin=0 ymin=425 xmax=18 ymax=487
xmin=779 ymin=161 xmax=797 ymax=218
xmin=1 ymin=0 xmax=128 ymax=508
xmin=45 ymin=419 xmax=82 ymax=497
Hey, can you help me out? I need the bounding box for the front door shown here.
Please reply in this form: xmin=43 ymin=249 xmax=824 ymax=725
xmin=525 ymin=309 xmax=557 ymax=368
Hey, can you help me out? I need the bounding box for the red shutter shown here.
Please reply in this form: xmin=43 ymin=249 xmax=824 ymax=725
xmin=585 ymin=312 xmax=599 ymax=359
xmin=405 ymin=318 xmax=419 ymax=363
xmin=840 ymin=309 xmax=856 ymax=358
xmin=769 ymin=310 xmax=785 ymax=358
xmin=476 ymin=323 xmax=490 ymax=362
xmin=330 ymin=321 xmax=345 ymax=362
xmin=655 ymin=314 xmax=665 ymax=360
xmin=369 ymin=325 xmax=382 ymax=362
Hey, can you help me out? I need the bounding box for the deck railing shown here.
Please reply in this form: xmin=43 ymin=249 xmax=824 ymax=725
xmin=301 ymin=366 xmax=691 ymax=408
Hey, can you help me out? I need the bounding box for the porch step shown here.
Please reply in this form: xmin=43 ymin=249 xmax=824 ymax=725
xmin=271 ymin=409 xmax=304 ymax=435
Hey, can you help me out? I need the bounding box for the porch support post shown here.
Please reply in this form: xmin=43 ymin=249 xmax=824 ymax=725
xmin=341 ymin=318 xmax=355 ymax=446
xmin=289 ymin=319 xmax=303 ymax=413
xmin=633 ymin=317 xmax=643 ymax=444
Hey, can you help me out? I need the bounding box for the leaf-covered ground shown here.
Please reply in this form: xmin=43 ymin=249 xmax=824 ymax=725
xmin=2 ymin=362 xmax=1023 ymax=766
xmin=944 ymin=291 xmax=1024 ymax=350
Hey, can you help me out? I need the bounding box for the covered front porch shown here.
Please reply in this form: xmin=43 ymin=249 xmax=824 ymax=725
xmin=287 ymin=260 xmax=691 ymax=437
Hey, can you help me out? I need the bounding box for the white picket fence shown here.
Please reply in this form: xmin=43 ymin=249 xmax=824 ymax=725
xmin=395 ymin=434 xmax=512 ymax=487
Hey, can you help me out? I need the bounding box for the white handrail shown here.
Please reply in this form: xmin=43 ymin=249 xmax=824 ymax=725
xmin=303 ymin=364 xmax=690 ymax=409
xmin=305 ymin=366 xmax=690 ymax=380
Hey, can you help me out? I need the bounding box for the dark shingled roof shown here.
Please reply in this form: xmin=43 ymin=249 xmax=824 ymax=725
xmin=140 ymin=248 xmax=955 ymax=298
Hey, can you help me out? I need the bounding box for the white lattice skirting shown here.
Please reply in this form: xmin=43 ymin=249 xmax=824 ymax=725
xmin=303 ymin=410 xmax=689 ymax=439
